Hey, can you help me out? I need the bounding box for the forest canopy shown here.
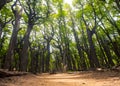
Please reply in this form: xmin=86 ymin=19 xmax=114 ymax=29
xmin=0 ymin=0 xmax=120 ymax=73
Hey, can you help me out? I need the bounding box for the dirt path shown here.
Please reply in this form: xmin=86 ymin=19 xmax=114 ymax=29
xmin=0 ymin=71 xmax=120 ymax=86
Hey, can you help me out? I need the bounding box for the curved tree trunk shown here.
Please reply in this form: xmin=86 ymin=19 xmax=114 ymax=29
xmin=19 ymin=23 xmax=33 ymax=71
xmin=3 ymin=1 xmax=22 ymax=70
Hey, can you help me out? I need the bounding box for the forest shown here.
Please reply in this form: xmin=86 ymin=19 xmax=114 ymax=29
xmin=0 ymin=0 xmax=120 ymax=86
xmin=0 ymin=0 xmax=120 ymax=74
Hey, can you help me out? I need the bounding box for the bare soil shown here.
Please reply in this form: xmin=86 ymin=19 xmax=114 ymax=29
xmin=0 ymin=71 xmax=120 ymax=86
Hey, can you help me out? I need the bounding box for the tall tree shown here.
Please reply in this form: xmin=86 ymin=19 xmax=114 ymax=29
xmin=19 ymin=0 xmax=50 ymax=71
xmin=3 ymin=0 xmax=22 ymax=70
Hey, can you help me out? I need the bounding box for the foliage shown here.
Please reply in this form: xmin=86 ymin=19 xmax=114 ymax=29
xmin=0 ymin=0 xmax=120 ymax=72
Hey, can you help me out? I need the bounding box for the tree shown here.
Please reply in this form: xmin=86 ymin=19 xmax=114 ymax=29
xmin=0 ymin=0 xmax=120 ymax=73
xmin=18 ymin=0 xmax=50 ymax=71
xmin=3 ymin=0 xmax=22 ymax=70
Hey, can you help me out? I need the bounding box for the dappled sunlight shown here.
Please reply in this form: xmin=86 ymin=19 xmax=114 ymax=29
xmin=64 ymin=0 xmax=73 ymax=5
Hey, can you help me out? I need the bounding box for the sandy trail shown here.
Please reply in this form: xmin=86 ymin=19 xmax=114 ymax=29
xmin=0 ymin=71 xmax=120 ymax=86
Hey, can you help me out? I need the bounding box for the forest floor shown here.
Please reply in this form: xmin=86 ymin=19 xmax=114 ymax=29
xmin=0 ymin=70 xmax=120 ymax=86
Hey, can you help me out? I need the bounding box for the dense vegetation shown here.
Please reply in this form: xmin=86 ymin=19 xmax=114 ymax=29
xmin=0 ymin=0 xmax=120 ymax=74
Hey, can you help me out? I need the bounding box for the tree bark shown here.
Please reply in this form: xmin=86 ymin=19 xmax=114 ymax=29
xmin=30 ymin=48 xmax=38 ymax=74
xmin=46 ymin=41 xmax=50 ymax=72
xmin=95 ymin=32 xmax=109 ymax=67
xmin=3 ymin=1 xmax=22 ymax=70
xmin=71 ymin=17 xmax=86 ymax=70
xmin=0 ymin=23 xmax=3 ymax=38
xmin=87 ymin=28 xmax=100 ymax=68
xmin=101 ymin=39 xmax=115 ymax=67
xmin=19 ymin=22 xmax=33 ymax=71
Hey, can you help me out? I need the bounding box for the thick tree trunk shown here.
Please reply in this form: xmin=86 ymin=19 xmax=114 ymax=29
xmin=39 ymin=45 xmax=46 ymax=73
xmin=66 ymin=42 xmax=72 ymax=71
xmin=46 ymin=41 xmax=50 ymax=72
xmin=4 ymin=28 xmax=18 ymax=70
xmin=87 ymin=29 xmax=100 ymax=68
xmin=71 ymin=55 xmax=77 ymax=71
xmin=62 ymin=46 xmax=68 ymax=72
xmin=0 ymin=34 xmax=6 ymax=67
xmin=19 ymin=23 xmax=33 ymax=71
xmin=41 ymin=51 xmax=45 ymax=72
xmin=3 ymin=4 xmax=22 ymax=70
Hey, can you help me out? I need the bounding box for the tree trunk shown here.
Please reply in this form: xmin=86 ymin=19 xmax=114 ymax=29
xmin=100 ymin=21 xmax=120 ymax=60
xmin=19 ymin=23 xmax=33 ymax=71
xmin=30 ymin=49 xmax=38 ymax=74
xmin=95 ymin=32 xmax=109 ymax=67
xmin=3 ymin=4 xmax=22 ymax=70
xmin=101 ymin=39 xmax=115 ymax=67
xmin=0 ymin=24 xmax=2 ymax=38
xmin=71 ymin=17 xmax=86 ymax=70
xmin=87 ymin=28 xmax=100 ymax=68
xmin=46 ymin=41 xmax=50 ymax=72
